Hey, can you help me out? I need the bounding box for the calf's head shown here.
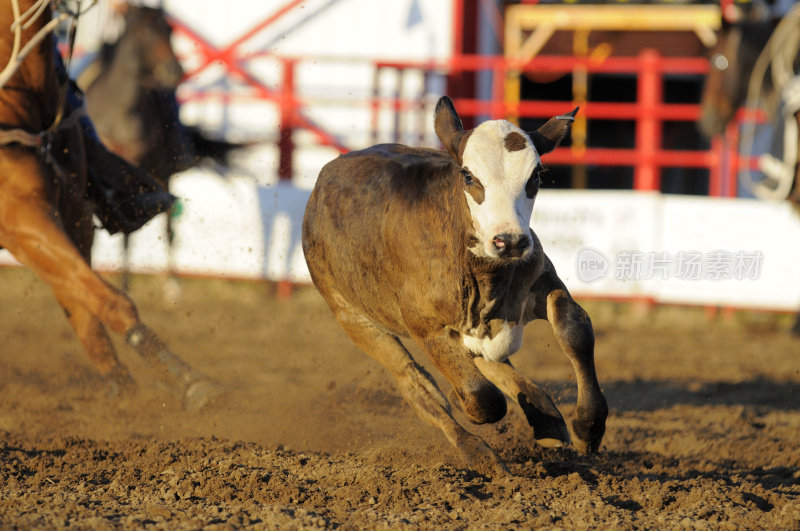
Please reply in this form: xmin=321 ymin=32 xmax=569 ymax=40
xmin=434 ymin=96 xmax=576 ymax=261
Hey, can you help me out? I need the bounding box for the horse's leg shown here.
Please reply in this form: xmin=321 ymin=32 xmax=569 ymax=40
xmin=121 ymin=232 xmax=131 ymax=291
xmin=0 ymin=157 xmax=218 ymax=409
xmin=163 ymin=201 xmax=182 ymax=301
xmin=58 ymin=297 xmax=137 ymax=395
xmin=59 ymin=203 xmax=137 ymax=396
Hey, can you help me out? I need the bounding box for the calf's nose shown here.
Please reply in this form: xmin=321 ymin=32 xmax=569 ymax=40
xmin=492 ymin=233 xmax=530 ymax=258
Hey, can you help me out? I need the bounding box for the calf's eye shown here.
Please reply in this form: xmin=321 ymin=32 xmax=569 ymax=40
xmin=460 ymin=169 xmax=474 ymax=186
xmin=525 ymin=169 xmax=542 ymax=198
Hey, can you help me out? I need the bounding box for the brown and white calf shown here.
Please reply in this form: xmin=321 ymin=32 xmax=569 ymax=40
xmin=302 ymin=96 xmax=608 ymax=475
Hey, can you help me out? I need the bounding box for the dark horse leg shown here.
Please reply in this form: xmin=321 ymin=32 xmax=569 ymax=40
xmin=0 ymin=151 xmax=220 ymax=410
xmin=792 ymin=310 xmax=800 ymax=337
xmin=164 ymin=203 xmax=181 ymax=301
xmin=120 ymin=206 xmax=178 ymax=299
xmin=122 ymin=233 xmax=131 ymax=291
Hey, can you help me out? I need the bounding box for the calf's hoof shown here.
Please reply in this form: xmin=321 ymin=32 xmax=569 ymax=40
xmin=533 ymin=417 xmax=571 ymax=449
xmin=569 ymin=401 xmax=608 ymax=454
xmin=517 ymin=388 xmax=571 ymax=448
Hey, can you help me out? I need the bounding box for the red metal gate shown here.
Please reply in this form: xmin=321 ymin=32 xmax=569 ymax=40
xmin=167 ymin=2 xmax=748 ymax=197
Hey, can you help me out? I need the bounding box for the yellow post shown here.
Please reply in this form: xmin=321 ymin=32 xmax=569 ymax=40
xmin=572 ymin=28 xmax=589 ymax=189
xmin=503 ymin=8 xmax=522 ymax=125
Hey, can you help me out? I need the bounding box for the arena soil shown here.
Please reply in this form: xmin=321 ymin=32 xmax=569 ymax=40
xmin=1 ymin=267 xmax=798 ymax=529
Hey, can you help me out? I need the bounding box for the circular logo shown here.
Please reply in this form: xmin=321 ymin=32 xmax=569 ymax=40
xmin=576 ymin=247 xmax=609 ymax=283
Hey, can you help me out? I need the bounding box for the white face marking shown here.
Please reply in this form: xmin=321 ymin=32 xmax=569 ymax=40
xmin=461 ymin=120 xmax=540 ymax=260
xmin=462 ymin=321 xmax=525 ymax=363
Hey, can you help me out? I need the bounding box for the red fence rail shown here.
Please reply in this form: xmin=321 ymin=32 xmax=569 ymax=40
xmin=170 ymin=17 xmax=747 ymax=198
xmin=435 ymin=51 xmax=734 ymax=196
xmin=367 ymin=51 xmax=746 ymax=197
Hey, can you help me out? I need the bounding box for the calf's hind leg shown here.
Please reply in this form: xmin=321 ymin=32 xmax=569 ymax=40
xmin=531 ymin=262 xmax=608 ymax=454
xmin=326 ymin=295 xmax=508 ymax=476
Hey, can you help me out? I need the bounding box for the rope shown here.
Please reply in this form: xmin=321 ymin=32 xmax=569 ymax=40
xmin=0 ymin=0 xmax=69 ymax=88
xmin=0 ymin=1 xmax=91 ymax=157
xmin=0 ymin=0 xmax=97 ymax=89
xmin=0 ymin=0 xmax=23 ymax=88
xmin=739 ymin=4 xmax=800 ymax=201
xmin=0 ymin=104 xmax=85 ymax=147
xmin=48 ymin=0 xmax=81 ymax=135
xmin=0 ymin=127 xmax=43 ymax=147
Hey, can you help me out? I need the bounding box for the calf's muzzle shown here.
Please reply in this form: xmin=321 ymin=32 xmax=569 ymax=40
xmin=492 ymin=232 xmax=530 ymax=258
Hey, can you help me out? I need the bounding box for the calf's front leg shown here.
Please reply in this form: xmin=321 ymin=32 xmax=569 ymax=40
xmin=416 ymin=332 xmax=507 ymax=426
xmin=530 ymin=260 xmax=608 ymax=454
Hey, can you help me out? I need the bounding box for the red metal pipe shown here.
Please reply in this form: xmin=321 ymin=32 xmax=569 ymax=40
xmin=544 ymin=148 xmax=714 ymax=168
xmin=450 ymin=99 xmax=703 ymax=121
xmin=634 ymin=50 xmax=662 ymax=191
xmin=709 ymin=135 xmax=724 ymax=196
xmin=725 ymin=120 xmax=741 ymax=197
xmin=453 ymin=0 xmax=464 ymax=59
xmin=171 ymin=0 xmax=305 ymax=82
xmin=227 ymin=0 xmax=306 ymax=53
xmin=371 ymin=54 xmax=713 ymax=75
xmin=278 ymin=58 xmax=296 ymax=180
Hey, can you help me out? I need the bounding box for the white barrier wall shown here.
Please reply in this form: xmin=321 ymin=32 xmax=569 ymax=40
xmin=533 ymin=190 xmax=800 ymax=311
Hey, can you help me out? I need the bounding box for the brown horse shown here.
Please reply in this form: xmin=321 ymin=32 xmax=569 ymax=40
xmin=0 ymin=0 xmax=220 ymax=407
xmin=698 ymin=4 xmax=800 ymax=336
xmin=81 ymin=5 xmax=240 ymax=292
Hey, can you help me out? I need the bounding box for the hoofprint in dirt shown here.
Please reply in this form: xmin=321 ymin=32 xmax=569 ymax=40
xmin=1 ymin=267 xmax=798 ymax=528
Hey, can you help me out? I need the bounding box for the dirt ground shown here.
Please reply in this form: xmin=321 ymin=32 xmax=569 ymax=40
xmin=1 ymin=266 xmax=798 ymax=529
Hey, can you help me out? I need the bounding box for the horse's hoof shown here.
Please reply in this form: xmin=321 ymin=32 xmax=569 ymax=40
xmin=106 ymin=366 xmax=138 ymax=398
xmin=182 ymin=378 xmax=226 ymax=412
xmin=163 ymin=277 xmax=182 ymax=304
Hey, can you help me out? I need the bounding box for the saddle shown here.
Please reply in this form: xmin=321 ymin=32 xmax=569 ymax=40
xmin=78 ymin=103 xmax=176 ymax=235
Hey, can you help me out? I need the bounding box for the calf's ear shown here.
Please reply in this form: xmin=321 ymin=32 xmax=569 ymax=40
xmin=434 ymin=96 xmax=468 ymax=162
xmin=530 ymin=107 xmax=579 ymax=155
